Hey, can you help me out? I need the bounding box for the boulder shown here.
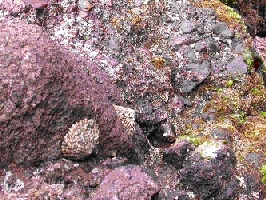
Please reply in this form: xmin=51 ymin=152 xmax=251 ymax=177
xmin=89 ymin=165 xmax=160 ymax=199
xmin=0 ymin=17 xmax=132 ymax=168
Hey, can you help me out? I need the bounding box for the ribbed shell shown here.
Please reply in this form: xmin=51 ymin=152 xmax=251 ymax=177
xmin=112 ymin=104 xmax=136 ymax=136
xmin=61 ymin=118 xmax=99 ymax=160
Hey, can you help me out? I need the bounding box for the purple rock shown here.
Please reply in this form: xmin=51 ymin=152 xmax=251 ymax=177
xmin=226 ymin=56 xmax=248 ymax=75
xmin=0 ymin=17 xmax=133 ymax=168
xmin=90 ymin=165 xmax=160 ymax=199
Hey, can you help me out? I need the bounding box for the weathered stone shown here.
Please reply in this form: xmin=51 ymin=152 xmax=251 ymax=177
xmin=226 ymin=56 xmax=248 ymax=75
xmin=210 ymin=22 xmax=228 ymax=35
xmin=172 ymin=60 xmax=210 ymax=93
xmin=221 ymin=29 xmax=235 ymax=39
xmin=180 ymin=141 xmax=237 ymax=199
xmin=180 ymin=20 xmax=198 ymax=33
xmin=21 ymin=0 xmax=48 ymax=8
xmin=89 ymin=165 xmax=160 ymax=199
xmin=0 ymin=17 xmax=132 ymax=168
xmin=163 ymin=140 xmax=194 ymax=169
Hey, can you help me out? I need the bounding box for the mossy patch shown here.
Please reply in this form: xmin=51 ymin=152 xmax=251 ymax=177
xmin=203 ymin=73 xmax=266 ymax=158
xmin=260 ymin=164 xmax=266 ymax=184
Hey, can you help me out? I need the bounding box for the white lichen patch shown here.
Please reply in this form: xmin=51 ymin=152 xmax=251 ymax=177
xmin=61 ymin=118 xmax=100 ymax=160
xmin=196 ymin=140 xmax=224 ymax=159
xmin=2 ymin=171 xmax=24 ymax=193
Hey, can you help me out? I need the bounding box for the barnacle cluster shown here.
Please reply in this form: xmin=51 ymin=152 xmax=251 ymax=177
xmin=112 ymin=104 xmax=136 ymax=136
xmin=61 ymin=118 xmax=100 ymax=160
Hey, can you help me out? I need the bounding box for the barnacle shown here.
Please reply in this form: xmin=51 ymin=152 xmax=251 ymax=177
xmin=61 ymin=118 xmax=100 ymax=160
xmin=112 ymin=104 xmax=136 ymax=136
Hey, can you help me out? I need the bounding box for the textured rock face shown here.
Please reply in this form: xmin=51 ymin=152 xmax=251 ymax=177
xmin=0 ymin=17 xmax=132 ymax=168
xmin=179 ymin=141 xmax=237 ymax=199
xmin=0 ymin=0 xmax=265 ymax=199
xmin=90 ymin=165 xmax=160 ymax=199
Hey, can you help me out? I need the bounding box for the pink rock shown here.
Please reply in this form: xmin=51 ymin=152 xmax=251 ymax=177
xmin=21 ymin=0 xmax=48 ymax=8
xmin=0 ymin=17 xmax=133 ymax=168
xmin=90 ymin=165 xmax=160 ymax=199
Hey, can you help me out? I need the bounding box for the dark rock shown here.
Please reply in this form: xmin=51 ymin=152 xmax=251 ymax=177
xmin=211 ymin=128 xmax=233 ymax=144
xmin=89 ymin=165 xmax=160 ymax=199
xmin=216 ymin=176 xmax=240 ymax=200
xmin=160 ymin=122 xmax=176 ymax=143
xmin=201 ymin=112 xmax=215 ymax=122
xmin=179 ymin=143 xmax=237 ymax=199
xmin=171 ymin=60 xmax=211 ymax=93
xmin=242 ymin=174 xmax=264 ymax=199
xmin=163 ymin=140 xmax=194 ymax=169
xmin=209 ymin=41 xmax=220 ymax=52
xmin=0 ymin=17 xmax=133 ymax=168
xmin=210 ymin=22 xmax=228 ymax=35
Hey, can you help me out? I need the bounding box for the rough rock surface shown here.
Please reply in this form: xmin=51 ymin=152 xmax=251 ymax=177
xmin=90 ymin=165 xmax=160 ymax=199
xmin=0 ymin=17 xmax=134 ymax=168
xmin=0 ymin=0 xmax=265 ymax=199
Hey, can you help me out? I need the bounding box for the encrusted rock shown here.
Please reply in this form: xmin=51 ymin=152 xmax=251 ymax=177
xmin=0 ymin=17 xmax=130 ymax=168
xmin=61 ymin=118 xmax=100 ymax=160
xmin=89 ymin=165 xmax=160 ymax=199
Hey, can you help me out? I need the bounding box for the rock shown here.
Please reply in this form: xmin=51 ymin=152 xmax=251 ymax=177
xmin=163 ymin=140 xmax=194 ymax=169
xmin=170 ymin=35 xmax=198 ymax=51
xmin=253 ymin=36 xmax=266 ymax=65
xmin=161 ymin=122 xmax=176 ymax=143
xmin=0 ymin=0 xmax=28 ymax=14
xmin=60 ymin=183 xmax=85 ymax=200
xmin=211 ymin=128 xmax=233 ymax=144
xmin=226 ymin=56 xmax=248 ymax=75
xmin=234 ymin=43 xmax=244 ymax=54
xmin=171 ymin=60 xmax=210 ymax=93
xmin=112 ymin=104 xmax=136 ymax=137
xmin=210 ymin=22 xmax=228 ymax=35
xmin=89 ymin=165 xmax=160 ymax=199
xmin=29 ymin=183 xmax=65 ymax=199
xmin=0 ymin=17 xmax=132 ymax=168
xmin=180 ymin=20 xmax=198 ymax=33
xmin=0 ymin=0 xmax=265 ymax=198
xmin=179 ymin=140 xmax=237 ymax=199
xmin=244 ymin=152 xmax=264 ymax=168
xmin=221 ymin=29 xmax=235 ymax=39
xmin=161 ymin=189 xmax=191 ymax=200
xmin=178 ymin=96 xmax=193 ymax=107
xmin=21 ymin=0 xmax=48 ymax=8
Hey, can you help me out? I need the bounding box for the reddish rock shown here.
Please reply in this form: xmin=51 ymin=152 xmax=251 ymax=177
xmin=0 ymin=0 xmax=26 ymax=14
xmin=90 ymin=165 xmax=160 ymax=199
xmin=21 ymin=0 xmax=48 ymax=9
xmin=0 ymin=17 xmax=132 ymax=168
